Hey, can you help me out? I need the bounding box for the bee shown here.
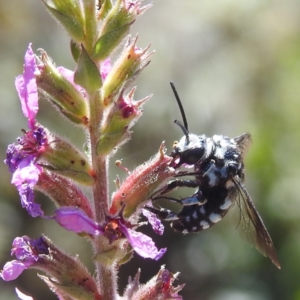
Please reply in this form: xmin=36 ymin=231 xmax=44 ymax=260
xmin=145 ymin=83 xmax=280 ymax=269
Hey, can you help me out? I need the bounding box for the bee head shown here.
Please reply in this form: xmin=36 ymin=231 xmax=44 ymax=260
xmin=171 ymin=130 xmax=206 ymax=168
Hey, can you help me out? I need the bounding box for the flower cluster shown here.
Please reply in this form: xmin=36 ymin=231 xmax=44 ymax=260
xmin=1 ymin=1 xmax=183 ymax=299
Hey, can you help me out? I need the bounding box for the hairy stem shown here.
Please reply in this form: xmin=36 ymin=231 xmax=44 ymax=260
xmin=89 ymin=91 xmax=117 ymax=299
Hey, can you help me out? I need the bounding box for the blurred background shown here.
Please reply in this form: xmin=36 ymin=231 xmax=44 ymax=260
xmin=1 ymin=0 xmax=300 ymax=299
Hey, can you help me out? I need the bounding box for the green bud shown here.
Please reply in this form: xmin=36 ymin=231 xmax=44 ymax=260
xmin=74 ymin=46 xmax=102 ymax=92
xmin=101 ymin=37 xmax=152 ymax=106
xmin=40 ymin=131 xmax=95 ymax=186
xmin=97 ymin=0 xmax=113 ymax=20
xmin=42 ymin=0 xmax=85 ymax=42
xmin=93 ymin=0 xmax=134 ymax=60
xmin=96 ymin=88 xmax=150 ymax=156
xmin=81 ymin=0 xmax=97 ymax=51
xmin=36 ymin=50 xmax=89 ymax=126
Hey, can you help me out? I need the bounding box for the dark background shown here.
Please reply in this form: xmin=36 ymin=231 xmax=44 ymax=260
xmin=1 ymin=1 xmax=300 ymax=299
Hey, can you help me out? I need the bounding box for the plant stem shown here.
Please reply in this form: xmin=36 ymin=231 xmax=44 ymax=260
xmin=89 ymin=91 xmax=117 ymax=300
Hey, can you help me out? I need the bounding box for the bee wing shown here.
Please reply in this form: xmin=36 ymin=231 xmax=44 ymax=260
xmin=234 ymin=133 xmax=252 ymax=160
xmin=233 ymin=176 xmax=281 ymax=269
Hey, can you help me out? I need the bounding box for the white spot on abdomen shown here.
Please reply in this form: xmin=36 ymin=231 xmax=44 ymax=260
xmin=209 ymin=213 xmax=222 ymax=223
xmin=192 ymin=211 xmax=198 ymax=219
xmin=200 ymin=220 xmax=210 ymax=229
xmin=200 ymin=206 xmax=206 ymax=215
xmin=220 ymin=198 xmax=232 ymax=210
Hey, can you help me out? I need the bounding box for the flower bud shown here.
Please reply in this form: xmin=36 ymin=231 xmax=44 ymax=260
xmin=93 ymin=0 xmax=135 ymax=61
xmin=39 ymin=275 xmax=102 ymax=300
xmin=36 ymin=171 xmax=94 ymax=218
xmin=123 ymin=266 xmax=184 ymax=300
xmin=42 ymin=0 xmax=85 ymax=42
xmin=97 ymin=0 xmax=113 ymax=20
xmin=97 ymin=88 xmax=150 ymax=155
xmin=101 ymin=37 xmax=153 ymax=106
xmin=36 ymin=50 xmax=89 ymax=126
xmin=110 ymin=142 xmax=176 ymax=217
xmin=37 ymin=236 xmax=100 ymax=300
xmin=39 ymin=130 xmax=95 ymax=186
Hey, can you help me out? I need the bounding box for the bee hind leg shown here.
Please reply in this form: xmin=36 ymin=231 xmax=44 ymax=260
xmin=143 ymin=206 xmax=179 ymax=221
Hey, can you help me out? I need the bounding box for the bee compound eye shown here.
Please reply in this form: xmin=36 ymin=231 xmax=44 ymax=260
xmin=182 ymin=147 xmax=205 ymax=165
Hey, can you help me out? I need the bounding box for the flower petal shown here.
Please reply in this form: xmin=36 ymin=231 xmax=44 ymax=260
xmin=142 ymin=205 xmax=164 ymax=235
xmin=15 ymin=44 xmax=38 ymax=129
xmin=11 ymin=158 xmax=43 ymax=217
xmin=0 ymin=260 xmax=29 ymax=281
xmin=122 ymin=226 xmax=166 ymax=260
xmin=53 ymin=207 xmax=103 ymax=235
xmin=57 ymin=66 xmax=85 ymax=94
xmin=100 ymin=58 xmax=111 ymax=80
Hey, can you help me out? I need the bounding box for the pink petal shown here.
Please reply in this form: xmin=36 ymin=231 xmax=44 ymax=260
xmin=11 ymin=158 xmax=40 ymax=188
xmin=0 ymin=260 xmax=28 ymax=281
xmin=15 ymin=44 xmax=38 ymax=129
xmin=142 ymin=205 xmax=164 ymax=235
xmin=53 ymin=207 xmax=103 ymax=235
xmin=100 ymin=58 xmax=111 ymax=80
xmin=123 ymin=227 xmax=167 ymax=260
xmin=57 ymin=66 xmax=85 ymax=94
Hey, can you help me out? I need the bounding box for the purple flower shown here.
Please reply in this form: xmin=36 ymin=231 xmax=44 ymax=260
xmin=52 ymin=207 xmax=103 ymax=235
xmin=11 ymin=157 xmax=43 ymax=217
xmin=119 ymin=223 xmax=166 ymax=260
xmin=0 ymin=236 xmax=49 ymax=281
xmin=15 ymin=43 xmax=38 ymax=130
xmin=4 ymin=44 xmax=47 ymax=217
xmin=53 ymin=207 xmax=166 ymax=260
xmin=142 ymin=202 xmax=164 ymax=235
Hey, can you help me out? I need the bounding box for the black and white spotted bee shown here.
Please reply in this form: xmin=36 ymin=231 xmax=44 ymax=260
xmin=145 ymin=82 xmax=280 ymax=269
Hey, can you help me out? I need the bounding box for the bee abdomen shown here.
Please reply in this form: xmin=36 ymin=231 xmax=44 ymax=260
xmin=171 ymin=195 xmax=233 ymax=233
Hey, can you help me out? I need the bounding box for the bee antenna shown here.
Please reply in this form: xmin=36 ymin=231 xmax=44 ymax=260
xmin=170 ymin=82 xmax=189 ymax=131
xmin=174 ymin=120 xmax=190 ymax=144
xmin=170 ymin=82 xmax=190 ymax=144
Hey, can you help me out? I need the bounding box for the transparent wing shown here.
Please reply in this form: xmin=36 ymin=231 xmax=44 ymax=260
xmin=234 ymin=133 xmax=252 ymax=160
xmin=233 ymin=176 xmax=281 ymax=269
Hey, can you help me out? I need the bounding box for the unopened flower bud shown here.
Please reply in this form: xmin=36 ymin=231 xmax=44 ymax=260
xmin=39 ymin=131 xmax=95 ymax=186
xmin=123 ymin=266 xmax=184 ymax=300
xmin=97 ymin=88 xmax=150 ymax=155
xmin=93 ymin=0 xmax=151 ymax=61
xmin=101 ymin=37 xmax=153 ymax=106
xmin=42 ymin=0 xmax=85 ymax=42
xmin=36 ymin=50 xmax=89 ymax=126
xmin=36 ymin=171 xmax=93 ymax=218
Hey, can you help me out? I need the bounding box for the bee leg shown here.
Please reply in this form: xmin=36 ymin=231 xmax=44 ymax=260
xmin=144 ymin=206 xmax=179 ymax=221
xmin=180 ymin=195 xmax=206 ymax=206
xmin=151 ymin=179 xmax=199 ymax=199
